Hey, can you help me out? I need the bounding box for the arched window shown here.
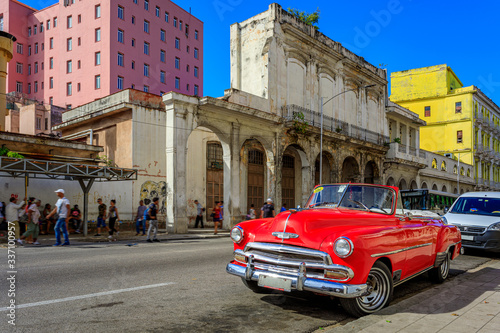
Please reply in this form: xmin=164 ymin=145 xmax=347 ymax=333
xmin=460 ymin=167 xmax=465 ymax=176
xmin=441 ymin=161 xmax=446 ymax=171
xmin=432 ymin=159 xmax=437 ymax=169
xmin=453 ymin=165 xmax=457 ymax=174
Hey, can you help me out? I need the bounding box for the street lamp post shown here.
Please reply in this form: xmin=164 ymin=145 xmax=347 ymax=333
xmin=319 ymin=84 xmax=375 ymax=184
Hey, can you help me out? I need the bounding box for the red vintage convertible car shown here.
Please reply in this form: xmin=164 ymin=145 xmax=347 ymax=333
xmin=226 ymin=184 xmax=462 ymax=317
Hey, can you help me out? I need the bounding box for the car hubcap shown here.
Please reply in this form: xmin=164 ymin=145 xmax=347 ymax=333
xmin=357 ymin=268 xmax=389 ymax=312
xmin=441 ymin=253 xmax=449 ymax=278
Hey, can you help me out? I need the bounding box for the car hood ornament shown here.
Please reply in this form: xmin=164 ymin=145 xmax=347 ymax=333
xmin=272 ymin=232 xmax=299 ymax=239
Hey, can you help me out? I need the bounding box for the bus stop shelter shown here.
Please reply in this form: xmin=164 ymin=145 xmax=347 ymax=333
xmin=0 ymin=156 xmax=137 ymax=236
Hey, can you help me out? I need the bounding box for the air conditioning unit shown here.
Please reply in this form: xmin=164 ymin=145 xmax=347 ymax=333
xmin=444 ymin=153 xmax=453 ymax=158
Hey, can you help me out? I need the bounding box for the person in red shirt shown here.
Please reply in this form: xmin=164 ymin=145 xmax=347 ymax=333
xmin=213 ymin=201 xmax=222 ymax=235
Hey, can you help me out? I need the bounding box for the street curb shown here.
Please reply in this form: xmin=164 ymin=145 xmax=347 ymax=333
xmin=322 ymin=258 xmax=499 ymax=332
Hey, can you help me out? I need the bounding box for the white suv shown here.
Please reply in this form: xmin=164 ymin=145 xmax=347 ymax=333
xmin=444 ymin=192 xmax=500 ymax=252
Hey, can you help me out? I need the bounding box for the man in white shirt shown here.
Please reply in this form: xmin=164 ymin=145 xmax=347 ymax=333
xmin=6 ymin=197 xmax=26 ymax=240
xmin=46 ymin=189 xmax=71 ymax=246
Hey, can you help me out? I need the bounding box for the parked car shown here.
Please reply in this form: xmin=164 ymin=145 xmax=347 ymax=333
xmin=226 ymin=183 xmax=462 ymax=317
xmin=444 ymin=191 xmax=500 ymax=252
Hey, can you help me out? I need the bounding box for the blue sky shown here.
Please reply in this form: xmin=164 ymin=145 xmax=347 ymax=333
xmin=24 ymin=0 xmax=500 ymax=104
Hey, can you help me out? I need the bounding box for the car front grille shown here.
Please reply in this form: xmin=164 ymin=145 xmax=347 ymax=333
xmin=458 ymin=226 xmax=486 ymax=234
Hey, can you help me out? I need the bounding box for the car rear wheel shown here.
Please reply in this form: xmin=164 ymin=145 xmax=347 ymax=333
xmin=340 ymin=261 xmax=393 ymax=317
xmin=241 ymin=278 xmax=272 ymax=294
xmin=429 ymin=251 xmax=450 ymax=283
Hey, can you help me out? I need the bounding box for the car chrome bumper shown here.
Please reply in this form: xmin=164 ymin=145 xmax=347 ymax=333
xmin=226 ymin=262 xmax=368 ymax=298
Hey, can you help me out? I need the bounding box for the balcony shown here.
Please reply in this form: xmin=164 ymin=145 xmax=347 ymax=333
xmin=282 ymin=104 xmax=390 ymax=146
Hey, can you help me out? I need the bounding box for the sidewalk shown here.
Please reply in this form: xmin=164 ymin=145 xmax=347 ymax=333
xmin=0 ymin=228 xmax=230 ymax=246
xmin=325 ymin=259 xmax=500 ymax=333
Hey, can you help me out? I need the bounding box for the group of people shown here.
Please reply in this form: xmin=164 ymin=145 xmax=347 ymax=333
xmin=193 ymin=200 xmax=223 ymax=235
xmin=133 ymin=197 xmax=161 ymax=243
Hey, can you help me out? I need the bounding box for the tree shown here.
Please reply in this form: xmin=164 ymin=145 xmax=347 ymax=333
xmin=287 ymin=7 xmax=320 ymax=30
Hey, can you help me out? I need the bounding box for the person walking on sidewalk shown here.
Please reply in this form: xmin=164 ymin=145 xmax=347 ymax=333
xmin=213 ymin=201 xmax=222 ymax=235
xmin=94 ymin=198 xmax=108 ymax=236
xmin=46 ymin=189 xmax=71 ymax=246
xmin=107 ymin=200 xmax=119 ymax=241
xmin=18 ymin=199 xmax=42 ymax=245
xmin=194 ymin=200 xmax=204 ymax=228
xmin=135 ymin=200 xmax=147 ymax=236
xmin=146 ymin=197 xmax=160 ymax=243
xmin=6 ymin=196 xmax=26 ymax=241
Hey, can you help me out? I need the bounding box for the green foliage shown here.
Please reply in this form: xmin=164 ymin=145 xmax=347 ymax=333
xmin=0 ymin=146 xmax=24 ymax=159
xmin=287 ymin=7 xmax=320 ymax=30
xmin=393 ymin=137 xmax=402 ymax=144
xmin=292 ymin=112 xmax=308 ymax=134
xmin=97 ymin=155 xmax=114 ymax=167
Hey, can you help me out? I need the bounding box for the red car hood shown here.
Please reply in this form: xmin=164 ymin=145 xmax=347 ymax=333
xmin=250 ymin=208 xmax=395 ymax=250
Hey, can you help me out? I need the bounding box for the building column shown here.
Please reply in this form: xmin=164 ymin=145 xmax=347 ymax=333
xmin=0 ymin=32 xmax=16 ymax=132
xmin=224 ymin=123 xmax=241 ymax=228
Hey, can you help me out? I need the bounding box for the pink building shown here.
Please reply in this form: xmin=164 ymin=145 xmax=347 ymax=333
xmin=0 ymin=0 xmax=203 ymax=109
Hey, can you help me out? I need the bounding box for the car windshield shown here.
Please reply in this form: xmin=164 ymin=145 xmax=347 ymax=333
xmin=449 ymin=197 xmax=500 ymax=216
xmin=305 ymin=184 xmax=395 ymax=215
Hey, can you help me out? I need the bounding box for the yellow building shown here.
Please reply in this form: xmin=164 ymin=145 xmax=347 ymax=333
xmin=391 ymin=64 xmax=500 ymax=191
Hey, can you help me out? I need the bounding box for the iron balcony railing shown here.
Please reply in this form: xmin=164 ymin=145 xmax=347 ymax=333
xmin=282 ymin=104 xmax=389 ymax=146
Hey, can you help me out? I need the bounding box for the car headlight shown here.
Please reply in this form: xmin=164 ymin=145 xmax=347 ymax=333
xmin=230 ymin=226 xmax=244 ymax=243
xmin=488 ymin=222 xmax=500 ymax=231
xmin=441 ymin=216 xmax=448 ymax=225
xmin=334 ymin=237 xmax=354 ymax=258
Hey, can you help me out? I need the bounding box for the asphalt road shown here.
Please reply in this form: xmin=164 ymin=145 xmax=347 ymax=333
xmin=0 ymin=238 xmax=495 ymax=333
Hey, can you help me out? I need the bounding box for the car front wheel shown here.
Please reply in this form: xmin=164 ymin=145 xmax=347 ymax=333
xmin=340 ymin=261 xmax=393 ymax=317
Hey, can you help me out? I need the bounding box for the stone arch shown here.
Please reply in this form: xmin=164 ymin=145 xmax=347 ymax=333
xmin=442 ymin=185 xmax=447 ymax=192
xmin=432 ymin=159 xmax=437 ymax=169
xmin=386 ymin=177 xmax=396 ymax=187
xmin=453 ymin=187 xmax=458 ymax=194
xmin=319 ymin=73 xmax=335 ymax=118
xmin=287 ymin=58 xmax=306 ymax=107
xmin=441 ymin=161 xmax=447 ymax=171
xmin=460 ymin=167 xmax=465 ymax=176
xmin=341 ymin=156 xmax=360 ymax=182
xmin=453 ymin=165 xmax=458 ymax=174
xmin=410 ymin=180 xmax=418 ymax=190
xmin=421 ymin=182 xmax=428 ymax=189
xmin=363 ymin=160 xmax=379 ymax=184
xmin=315 ymin=151 xmax=335 ymax=185
xmin=240 ymin=139 xmax=268 ymax=217
xmin=432 ymin=184 xmax=438 ymax=191
xmin=398 ymin=178 xmax=408 ymax=190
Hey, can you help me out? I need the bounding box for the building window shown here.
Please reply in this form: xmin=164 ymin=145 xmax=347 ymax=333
xmin=455 ymin=101 xmax=462 ymax=113
xmin=34 ymin=81 xmax=38 ymax=93
xmin=165 ymin=12 xmax=169 ymax=22
xmin=194 ymin=48 xmax=199 ymax=59
xmin=186 ymin=45 xmax=190 ymax=53
xmin=28 ymin=64 xmax=31 ymax=75
xmin=67 ymin=60 xmax=72 ymax=73
xmin=185 ymin=24 xmax=189 ymax=36
xmin=45 ymin=118 xmax=49 ymax=130
xmin=0 ymin=15 xmax=4 ymax=31
xmin=77 ymin=83 xmax=81 ymax=92
xmin=186 ymin=83 xmax=189 ymax=92
xmin=118 ymin=29 xmax=124 ymax=43
xmin=424 ymin=106 xmax=430 ymax=117
xmin=95 ymin=52 xmax=101 ymax=65
xmin=160 ymin=29 xmax=166 ymax=42
xmin=40 ymin=23 xmax=44 ymax=32
xmin=133 ymin=0 xmax=137 ymax=3
xmin=28 ymin=45 xmax=31 ymax=56
xmin=175 ymin=38 xmax=180 ymax=49
xmin=144 ymin=85 xmax=149 ymax=92
xmin=118 ymin=5 xmax=124 ymax=19
xmin=195 ymin=30 xmax=199 ymax=40
xmin=47 ymin=20 xmax=50 ymax=30
xmin=132 ymin=38 xmax=135 ymax=47
xmin=50 ymin=38 xmax=54 ymax=49
xmin=16 ymin=62 xmax=23 ymax=74
xmin=50 ymin=58 xmax=53 ymax=69
xmin=194 ymin=66 xmax=199 ymax=78
xmin=144 ymin=63 xmax=149 ymax=77
xmin=35 ymin=43 xmax=38 ymax=54
xmin=36 ymin=117 xmax=42 ymax=130
xmin=95 ymin=75 xmax=101 ymax=89
xmin=144 ymin=0 xmax=149 ymax=11
xmin=118 ymin=52 xmax=124 ymax=66
xmin=194 ymin=84 xmax=199 ymax=96
xmin=78 ymin=37 xmax=81 ymax=46
xmin=50 ymin=77 xmax=53 ymax=89
xmin=54 ymin=17 xmax=57 ymax=27
xmin=117 ymin=76 xmax=124 ymax=89
xmin=49 ymin=97 xmax=53 ymax=105
xmin=78 ymin=14 xmax=81 ymax=24
xmin=144 ymin=20 xmax=149 ymax=33
xmin=67 ymin=105 xmax=72 ymax=110
xmin=131 ymin=61 xmax=135 ymax=69
xmin=34 ymin=62 xmax=38 ymax=73
xmin=175 ymin=57 xmax=180 ymax=69
xmin=132 ymin=16 xmax=135 ymax=24
xmin=16 ymin=81 xmax=23 ymax=93
xmin=67 ymin=82 xmax=72 ymax=96
xmin=17 ymin=43 xmax=23 ymax=54
xmin=175 ymin=77 xmax=180 ymax=89
xmin=160 ymin=49 xmax=166 ymax=62
xmin=28 ymin=27 xmax=32 ymax=36
xmin=174 ymin=17 xmax=177 ymax=27
xmin=95 ymin=5 xmax=101 ymax=19
xmin=186 ymin=64 xmax=189 ymax=72
xmin=96 ymin=28 xmax=101 ymax=42
xmin=155 ymin=6 xmax=160 ymax=17
xmin=160 ymin=71 xmax=165 ymax=83
xmin=27 ymin=83 xmax=31 ymax=94
xmin=67 ymin=15 xmax=72 ymax=28
xmin=179 ymin=21 xmax=182 ymax=31
xmin=144 ymin=41 xmax=150 ymax=55
xmin=457 ymin=130 xmax=463 ymax=143
xmin=34 ymin=25 xmax=37 ymax=35
xmin=41 ymin=62 xmax=44 ymax=70
xmin=67 ymin=38 xmax=72 ymax=51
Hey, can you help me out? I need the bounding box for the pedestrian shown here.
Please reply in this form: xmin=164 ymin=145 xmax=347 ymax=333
xmin=281 ymin=203 xmax=287 ymax=212
xmin=45 ymin=189 xmax=71 ymax=246
xmin=135 ymin=200 xmax=147 ymax=236
xmin=6 ymin=196 xmax=26 ymax=241
xmin=17 ymin=199 xmax=42 ymax=245
xmin=194 ymin=200 xmax=204 ymax=228
xmin=70 ymin=204 xmax=82 ymax=233
xmin=248 ymin=204 xmax=256 ymax=219
xmin=213 ymin=201 xmax=222 ymax=235
xmin=262 ymin=198 xmax=275 ymax=218
xmin=94 ymin=198 xmax=108 ymax=236
xmin=260 ymin=201 xmax=266 ymax=219
xmin=107 ymin=199 xmax=119 ymax=241
xmin=146 ymin=197 xmax=160 ymax=243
